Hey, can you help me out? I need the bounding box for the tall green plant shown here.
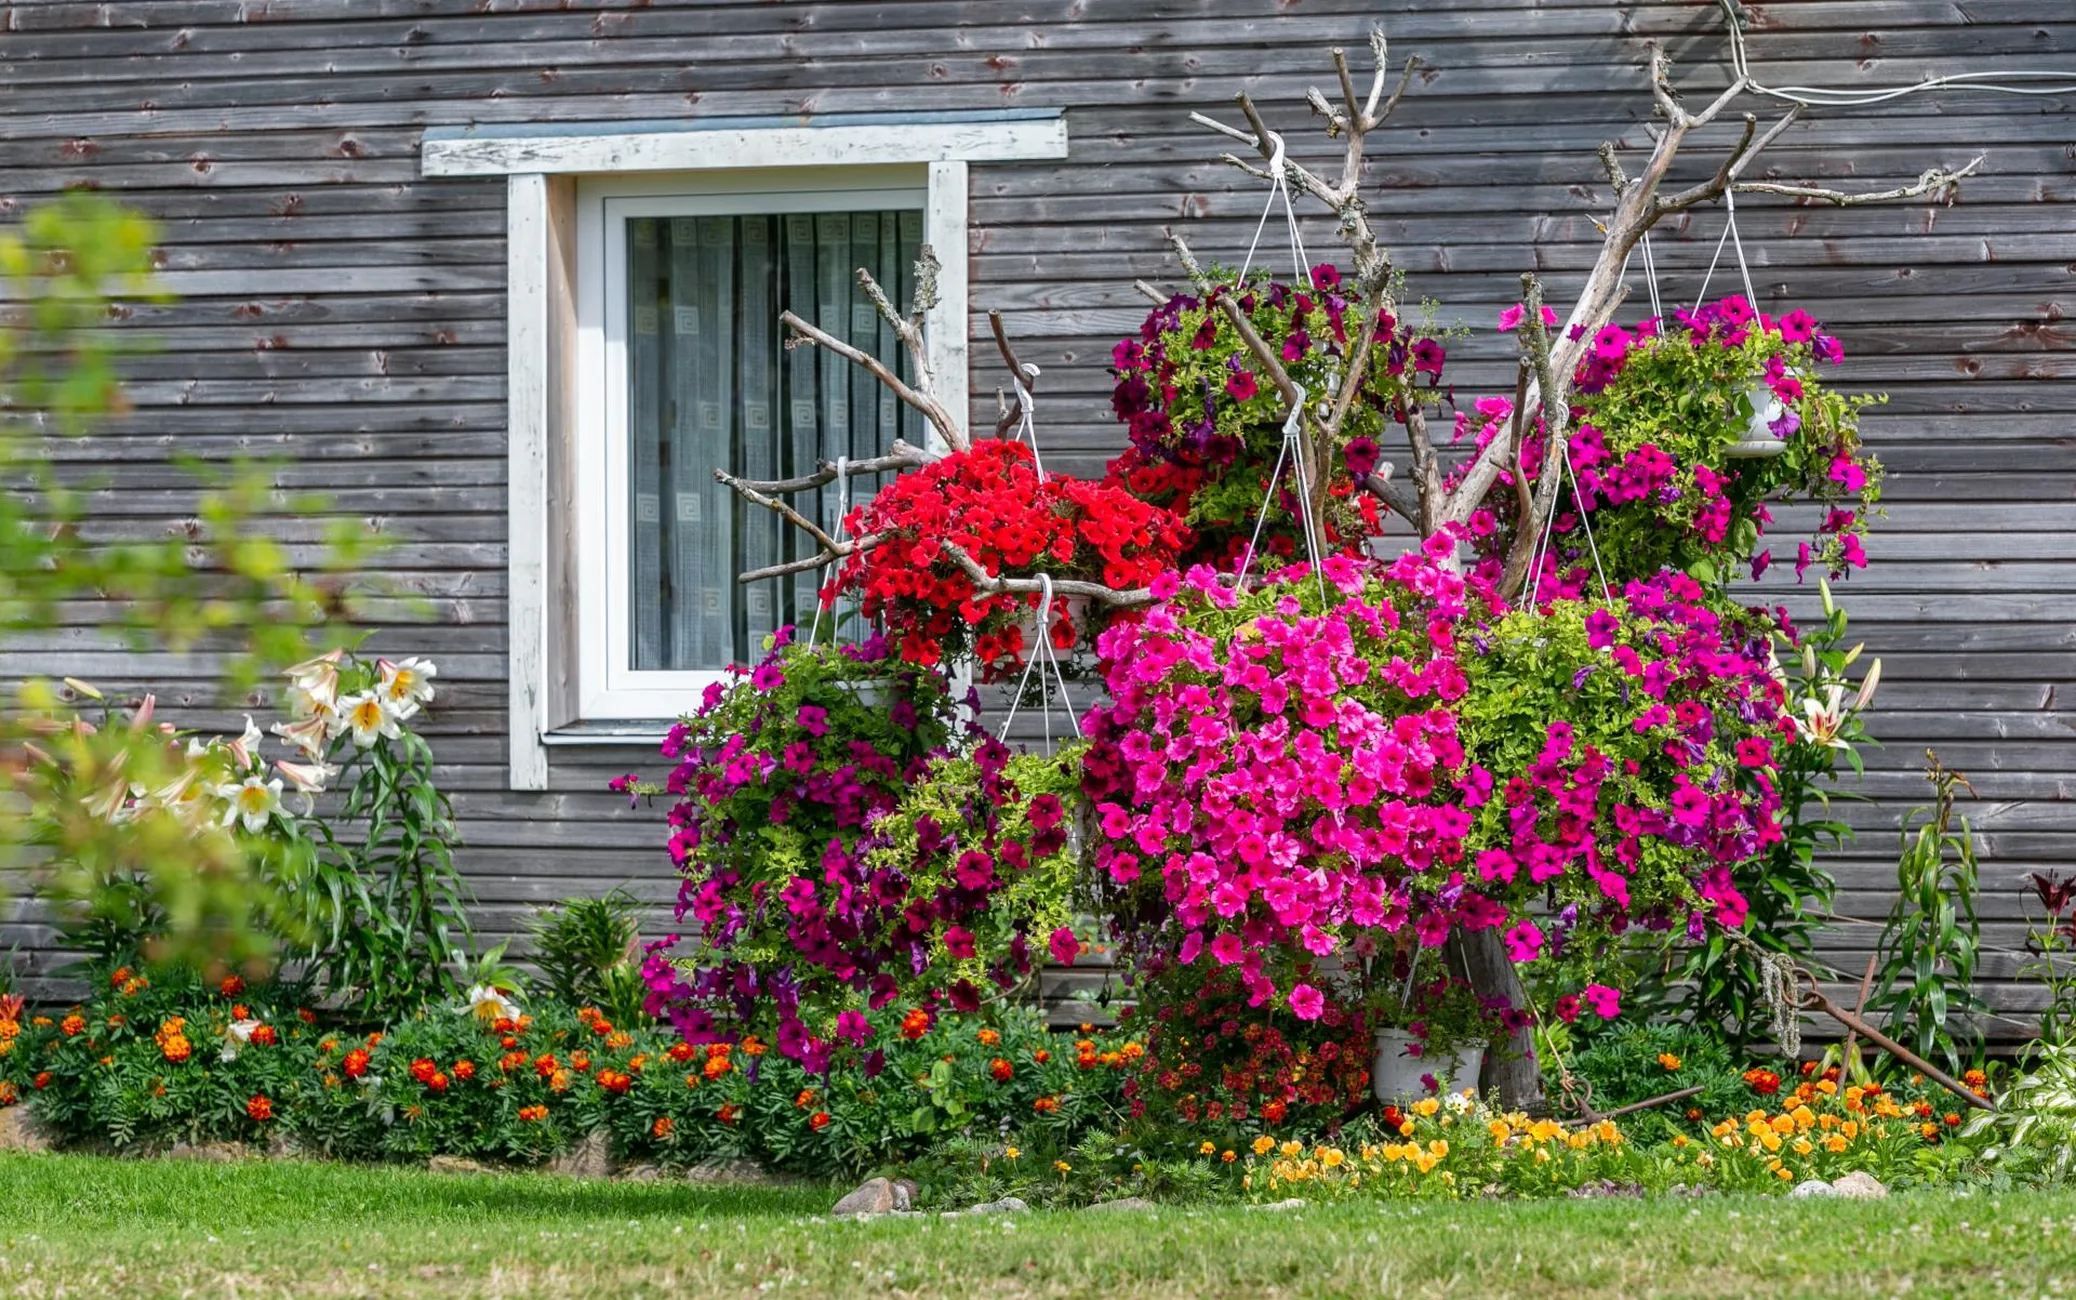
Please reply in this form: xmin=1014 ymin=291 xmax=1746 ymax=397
xmin=1676 ymin=579 xmax=1877 ymax=1044
xmin=524 ymin=891 xmax=649 ymax=1026
xmin=1868 ymin=756 xmax=1987 ymax=1074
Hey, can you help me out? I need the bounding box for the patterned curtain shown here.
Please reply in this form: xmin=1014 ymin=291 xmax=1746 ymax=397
xmin=625 ymin=209 xmax=924 ymax=671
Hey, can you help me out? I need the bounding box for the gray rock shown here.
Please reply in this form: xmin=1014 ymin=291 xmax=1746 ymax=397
xmin=265 ymin=1131 xmax=299 ymax=1161
xmin=1830 ymin=1171 xmax=1888 ymax=1200
xmin=0 ymin=1108 xmax=55 ymax=1153
xmin=1249 ymin=1198 xmax=1307 ymax=1211
xmin=832 ymin=1176 xmax=912 ymax=1217
xmin=1790 ymin=1179 xmax=1835 ymax=1198
xmin=1085 ymin=1197 xmax=1159 ymax=1212
xmin=167 ymin=1140 xmax=251 ymax=1164
xmin=893 ymin=1177 xmax=918 ymax=1206
xmin=428 ymin=1155 xmax=497 ymax=1175
xmin=619 ymin=1163 xmax=665 ymax=1183
xmin=965 ymin=1197 xmax=1030 ymax=1215
xmin=547 ymin=1129 xmax=612 ymax=1179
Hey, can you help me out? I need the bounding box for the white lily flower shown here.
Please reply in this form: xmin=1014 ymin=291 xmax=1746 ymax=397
xmin=377 ymin=656 xmax=437 ymax=714
xmin=271 ymin=713 xmax=332 ymax=762
xmin=224 ymin=714 xmax=265 ymax=771
xmin=339 ymin=692 xmax=401 ymax=749
xmin=286 ymin=649 xmax=344 ymax=713
xmin=465 ymin=983 xmax=521 ymax=1024
xmin=275 ymin=758 xmax=334 ymax=814
xmin=220 ymin=1018 xmax=261 ymax=1062
xmin=1793 ymin=684 xmax=1851 ymax=751
xmin=216 ymin=773 xmax=284 ymax=833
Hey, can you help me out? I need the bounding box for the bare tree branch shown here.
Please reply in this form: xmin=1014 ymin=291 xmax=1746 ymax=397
xmin=779 ymin=309 xmax=966 ymax=452
xmin=739 ymin=535 xmax=888 ymax=584
xmin=1734 ymin=157 xmax=1982 ymax=206
xmin=719 ymin=440 xmax=938 ymax=497
xmin=989 ymin=310 xmax=1041 ymax=439
xmin=940 ymin=541 xmax=1155 ymax=609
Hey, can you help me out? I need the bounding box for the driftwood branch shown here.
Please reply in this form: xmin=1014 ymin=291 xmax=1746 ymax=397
xmin=715 ymin=467 xmax=892 ymax=583
xmin=715 ymin=440 xmax=938 ymax=497
xmin=940 ymin=541 xmax=1155 ymax=609
xmin=990 ymin=310 xmax=1042 ymax=439
xmin=779 ymin=309 xmax=965 ymax=452
xmin=1734 ymin=158 xmax=1982 ymax=206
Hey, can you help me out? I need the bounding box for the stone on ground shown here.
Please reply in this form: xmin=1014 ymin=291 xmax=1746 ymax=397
xmin=832 ymin=1176 xmax=912 ymax=1216
xmin=1830 ymin=1171 xmax=1888 ymax=1199
xmin=167 ymin=1140 xmax=250 ymax=1163
xmin=0 ymin=1109 xmax=54 ymax=1153
xmin=547 ymin=1129 xmax=612 ymax=1179
xmin=1085 ymin=1197 xmax=1158 ymax=1212
xmin=427 ymin=1155 xmax=496 ymax=1175
xmin=965 ymin=1197 xmax=1029 ymax=1215
xmin=1790 ymin=1179 xmax=1834 ymax=1198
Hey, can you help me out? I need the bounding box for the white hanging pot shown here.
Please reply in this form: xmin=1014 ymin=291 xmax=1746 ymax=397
xmin=1373 ymin=1028 xmax=1484 ymax=1105
xmin=1014 ymin=593 xmax=1089 ymax=657
xmin=1726 ymin=380 xmax=1790 ymax=459
xmin=832 ymin=677 xmax=894 ymax=710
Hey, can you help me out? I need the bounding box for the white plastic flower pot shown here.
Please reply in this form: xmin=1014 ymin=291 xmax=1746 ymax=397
xmin=1726 ymin=380 xmax=1790 ymax=459
xmin=1372 ymin=1028 xmax=1484 ymax=1105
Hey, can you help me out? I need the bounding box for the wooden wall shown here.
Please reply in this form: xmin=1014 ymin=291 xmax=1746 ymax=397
xmin=1 ymin=1 xmax=2070 ymax=1029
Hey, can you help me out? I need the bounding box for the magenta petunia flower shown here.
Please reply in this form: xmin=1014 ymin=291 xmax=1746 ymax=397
xmin=1287 ymin=983 xmax=1325 ymax=1020
xmin=1048 ymin=926 xmax=1081 ymax=966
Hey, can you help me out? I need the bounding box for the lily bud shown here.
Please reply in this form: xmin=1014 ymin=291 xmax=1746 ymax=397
xmin=1853 ymin=659 xmax=1882 ymax=713
xmin=1819 ymin=578 xmax=1835 ymax=618
xmin=1841 ymin=643 xmax=1863 ymax=667
xmin=63 ymin=677 xmax=103 ymax=701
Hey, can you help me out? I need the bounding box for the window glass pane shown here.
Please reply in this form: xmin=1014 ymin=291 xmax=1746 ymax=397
xmin=625 ymin=208 xmax=923 ymax=671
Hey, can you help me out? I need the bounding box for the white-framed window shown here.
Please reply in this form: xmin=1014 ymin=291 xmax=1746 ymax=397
xmin=419 ymin=113 xmax=1069 ymax=788
xmin=576 ymin=169 xmax=928 ymax=719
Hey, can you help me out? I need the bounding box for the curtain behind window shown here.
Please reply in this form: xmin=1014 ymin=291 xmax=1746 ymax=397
xmin=626 ymin=209 xmax=924 ymax=671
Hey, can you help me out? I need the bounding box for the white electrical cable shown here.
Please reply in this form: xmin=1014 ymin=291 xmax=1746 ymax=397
xmin=1719 ymin=0 xmax=2076 ymax=106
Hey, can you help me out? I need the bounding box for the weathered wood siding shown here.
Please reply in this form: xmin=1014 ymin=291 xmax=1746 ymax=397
xmin=1 ymin=1 xmax=2070 ymax=1028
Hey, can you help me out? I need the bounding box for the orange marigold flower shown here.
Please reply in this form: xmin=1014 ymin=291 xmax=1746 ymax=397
xmin=598 ymin=1069 xmax=632 ymax=1094
xmin=1034 ymin=1049 xmax=1051 ymax=1064
xmin=550 ymin=1070 xmax=572 ymax=1093
xmin=718 ymin=1103 xmax=742 ymax=1124
xmin=534 ymin=1054 xmax=558 ymax=1077
xmin=795 ymin=1088 xmax=817 ymax=1109
xmin=160 ymin=1035 xmax=192 ymax=1064
xmin=571 ymin=1052 xmax=592 ymax=1073
xmin=246 ymin=1095 xmax=273 ymax=1122
xmin=297 ymin=1008 xmax=317 ymax=1024
xmin=59 ymin=1015 xmax=86 ymax=1038
xmin=518 ymin=1104 xmax=549 ymax=1122
xmin=110 ymin=967 xmax=132 ymax=987
xmin=990 ymin=1058 xmax=1013 ymax=1083
xmin=703 ymin=1056 xmax=733 ymax=1080
xmin=0 ymin=1082 xmax=17 ymax=1106
xmin=977 ymin=1028 xmax=1001 ymax=1047
xmin=365 ymin=1032 xmax=384 ymax=1048
xmin=454 ymin=1060 xmax=476 ymax=1081
xmin=251 ymin=1025 xmax=278 ymax=1047
xmin=1032 ymin=1095 xmax=1059 ymax=1114
xmin=607 ymin=1031 xmax=633 ymax=1050
xmin=591 ymin=1020 xmax=614 ymax=1038
xmin=652 ymin=1116 xmax=675 ymax=1139
xmin=344 ymin=1048 xmax=371 ymax=1078
xmin=221 ymin=975 xmax=245 ymax=997
xmin=628 ymin=1054 xmax=648 ymax=1073
xmin=741 ymin=1035 xmax=766 ymax=1057
xmin=428 ymin=1071 xmax=450 ymax=1093
xmin=32 ymin=1072 xmax=51 ymax=1090
xmin=409 ymin=1058 xmax=438 ymax=1084
xmin=1221 ymin=1150 xmax=1237 ymax=1163
xmin=668 ymin=1042 xmax=696 ymax=1063
xmin=809 ymin=1111 xmax=832 ymax=1131
xmin=900 ymin=1009 xmax=931 ymax=1041
xmin=231 ymin=1004 xmax=250 ymax=1021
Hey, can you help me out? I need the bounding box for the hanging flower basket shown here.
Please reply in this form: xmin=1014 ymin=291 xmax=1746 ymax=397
xmin=1372 ymin=1028 xmax=1484 ymax=1105
xmin=1725 ymin=380 xmax=1791 ymax=459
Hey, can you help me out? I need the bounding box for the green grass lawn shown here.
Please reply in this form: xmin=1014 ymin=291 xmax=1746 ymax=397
xmin=0 ymin=1154 xmax=2073 ymax=1298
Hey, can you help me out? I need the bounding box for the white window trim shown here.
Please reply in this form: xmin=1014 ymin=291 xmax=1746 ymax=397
xmin=424 ymin=115 xmax=1068 ymax=789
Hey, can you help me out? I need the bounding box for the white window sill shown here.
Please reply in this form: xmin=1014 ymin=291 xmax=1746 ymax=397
xmin=540 ymin=721 xmax=675 ymax=748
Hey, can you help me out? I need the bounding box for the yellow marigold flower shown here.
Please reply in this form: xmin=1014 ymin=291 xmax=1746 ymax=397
xmin=1004 ymin=1147 xmax=1019 ymax=1160
xmin=1488 ymin=1120 xmax=1512 ymax=1143
xmin=1672 ymin=1135 xmax=1690 ymax=1148
xmin=1054 ymin=1161 xmax=1071 ymax=1173
xmin=1596 ymin=1120 xmax=1622 ymax=1145
xmin=1412 ymin=1097 xmax=1440 ymax=1118
xmin=1760 ymin=1132 xmax=1783 ymax=1153
xmin=1321 ymin=1148 xmax=1345 ymax=1168
xmin=1252 ymin=1135 xmax=1275 ymax=1156
xmin=1200 ymin=1141 xmax=1216 ymax=1156
xmin=1657 ymin=1053 xmax=1682 ymax=1071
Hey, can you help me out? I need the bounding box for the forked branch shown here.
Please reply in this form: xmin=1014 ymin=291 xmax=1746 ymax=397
xmin=941 ymin=542 xmax=1155 ymax=609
